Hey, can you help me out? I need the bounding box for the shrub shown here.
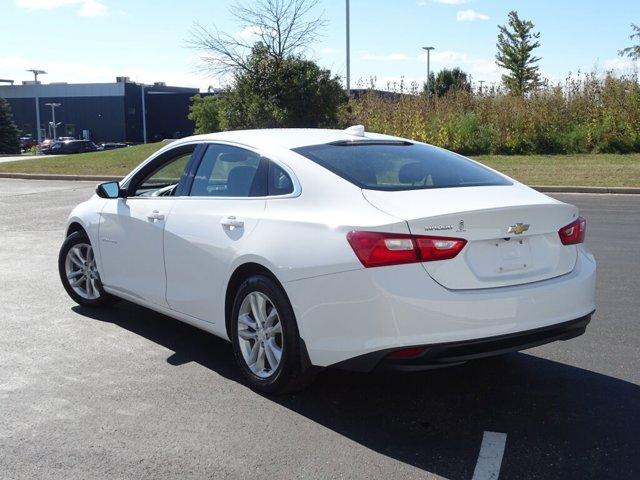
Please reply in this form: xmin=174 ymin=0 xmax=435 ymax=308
xmin=188 ymin=95 xmax=221 ymax=134
xmin=344 ymin=72 xmax=640 ymax=155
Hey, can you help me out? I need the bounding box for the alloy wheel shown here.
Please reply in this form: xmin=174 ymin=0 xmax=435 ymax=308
xmin=237 ymin=291 xmax=283 ymax=378
xmin=64 ymin=243 xmax=101 ymax=300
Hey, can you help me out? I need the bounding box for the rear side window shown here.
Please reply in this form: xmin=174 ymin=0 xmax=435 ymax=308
xmin=293 ymin=142 xmax=511 ymax=191
xmin=268 ymin=163 xmax=294 ymax=196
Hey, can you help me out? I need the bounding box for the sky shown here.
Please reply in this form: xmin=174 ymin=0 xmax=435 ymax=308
xmin=1 ymin=0 xmax=639 ymax=92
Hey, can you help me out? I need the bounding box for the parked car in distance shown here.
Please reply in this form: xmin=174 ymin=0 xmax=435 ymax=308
xmin=58 ymin=126 xmax=596 ymax=393
xmin=45 ymin=140 xmax=98 ymax=155
xmin=20 ymin=136 xmax=37 ymax=151
xmin=99 ymin=142 xmax=128 ymax=151
xmin=38 ymin=138 xmax=58 ymax=154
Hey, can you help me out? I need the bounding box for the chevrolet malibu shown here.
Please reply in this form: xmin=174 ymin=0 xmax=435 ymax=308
xmin=59 ymin=126 xmax=596 ymax=393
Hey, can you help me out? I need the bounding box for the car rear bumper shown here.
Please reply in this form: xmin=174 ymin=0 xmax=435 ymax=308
xmin=285 ymin=246 xmax=596 ymax=368
xmin=331 ymin=312 xmax=592 ymax=372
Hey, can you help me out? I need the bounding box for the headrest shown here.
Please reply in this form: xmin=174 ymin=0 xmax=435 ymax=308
xmin=398 ymin=162 xmax=427 ymax=184
xmin=218 ymin=152 xmax=249 ymax=163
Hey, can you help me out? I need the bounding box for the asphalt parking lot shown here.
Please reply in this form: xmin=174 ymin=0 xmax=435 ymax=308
xmin=1 ymin=179 xmax=638 ymax=480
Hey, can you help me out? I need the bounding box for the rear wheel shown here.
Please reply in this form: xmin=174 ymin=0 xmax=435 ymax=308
xmin=230 ymin=275 xmax=314 ymax=394
xmin=58 ymin=231 xmax=115 ymax=307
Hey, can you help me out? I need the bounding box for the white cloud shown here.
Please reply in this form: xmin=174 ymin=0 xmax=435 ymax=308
xmin=361 ymin=52 xmax=408 ymax=61
xmin=430 ymin=0 xmax=470 ymax=4
xmin=418 ymin=50 xmax=469 ymax=63
xmin=15 ymin=0 xmax=107 ymax=16
xmin=456 ymin=9 xmax=489 ymax=21
xmin=235 ymin=25 xmax=263 ymax=39
xmin=320 ymin=47 xmax=338 ymax=56
xmin=603 ymin=57 xmax=637 ymax=71
xmin=78 ymin=0 xmax=106 ymax=16
xmin=414 ymin=50 xmax=503 ymax=84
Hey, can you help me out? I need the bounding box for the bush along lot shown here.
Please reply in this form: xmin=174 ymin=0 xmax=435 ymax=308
xmin=345 ymin=73 xmax=640 ymax=155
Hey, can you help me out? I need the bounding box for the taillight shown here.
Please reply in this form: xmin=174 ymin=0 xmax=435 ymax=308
xmin=558 ymin=216 xmax=586 ymax=245
xmin=415 ymin=236 xmax=467 ymax=261
xmin=346 ymin=231 xmax=417 ymax=267
xmin=346 ymin=231 xmax=467 ymax=268
xmin=387 ymin=347 xmax=426 ymax=359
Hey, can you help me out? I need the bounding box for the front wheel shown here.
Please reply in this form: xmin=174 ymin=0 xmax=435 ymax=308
xmin=58 ymin=231 xmax=115 ymax=307
xmin=230 ymin=275 xmax=314 ymax=394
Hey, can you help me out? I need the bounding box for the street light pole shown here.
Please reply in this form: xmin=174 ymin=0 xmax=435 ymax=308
xmin=45 ymin=103 xmax=61 ymax=139
xmin=345 ymin=0 xmax=350 ymax=95
xmin=140 ymin=84 xmax=147 ymax=144
xmin=26 ymin=69 xmax=47 ymax=84
xmin=422 ymin=46 xmax=435 ymax=94
xmin=26 ymin=69 xmax=47 ymax=143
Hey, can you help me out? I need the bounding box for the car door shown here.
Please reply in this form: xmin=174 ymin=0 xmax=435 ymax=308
xmin=98 ymin=144 xmax=198 ymax=307
xmin=163 ymin=143 xmax=269 ymax=324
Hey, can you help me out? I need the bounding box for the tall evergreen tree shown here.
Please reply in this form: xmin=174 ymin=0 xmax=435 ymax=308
xmin=619 ymin=23 xmax=640 ymax=61
xmin=0 ymin=98 xmax=21 ymax=154
xmin=495 ymin=11 xmax=542 ymax=95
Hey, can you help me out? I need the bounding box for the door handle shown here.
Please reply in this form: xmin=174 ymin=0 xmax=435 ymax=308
xmin=147 ymin=210 xmax=165 ymax=222
xmin=221 ymin=216 xmax=244 ymax=229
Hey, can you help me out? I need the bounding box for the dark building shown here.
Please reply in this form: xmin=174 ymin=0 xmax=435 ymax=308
xmin=0 ymin=78 xmax=199 ymax=143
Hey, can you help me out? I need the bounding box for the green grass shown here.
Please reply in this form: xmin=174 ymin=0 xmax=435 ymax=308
xmin=474 ymin=153 xmax=640 ymax=188
xmin=0 ymin=142 xmax=638 ymax=187
xmin=0 ymin=142 xmax=167 ymax=176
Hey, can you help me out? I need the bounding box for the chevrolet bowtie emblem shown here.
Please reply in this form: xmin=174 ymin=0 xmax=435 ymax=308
xmin=507 ymin=223 xmax=530 ymax=235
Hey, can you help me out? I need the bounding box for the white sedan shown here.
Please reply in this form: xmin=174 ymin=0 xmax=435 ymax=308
xmin=59 ymin=126 xmax=596 ymax=393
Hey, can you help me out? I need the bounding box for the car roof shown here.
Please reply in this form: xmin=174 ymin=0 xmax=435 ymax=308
xmin=175 ymin=128 xmax=403 ymax=150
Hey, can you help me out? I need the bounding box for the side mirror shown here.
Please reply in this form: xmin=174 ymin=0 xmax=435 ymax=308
xmin=96 ymin=181 xmax=123 ymax=199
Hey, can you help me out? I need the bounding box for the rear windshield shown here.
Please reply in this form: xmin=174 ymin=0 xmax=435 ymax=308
xmin=293 ymin=142 xmax=511 ymax=191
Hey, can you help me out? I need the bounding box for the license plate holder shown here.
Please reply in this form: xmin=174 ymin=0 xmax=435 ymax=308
xmin=497 ymin=239 xmax=531 ymax=273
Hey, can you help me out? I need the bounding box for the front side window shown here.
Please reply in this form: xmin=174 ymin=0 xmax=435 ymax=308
xmin=293 ymin=142 xmax=511 ymax=191
xmin=190 ymin=144 xmax=266 ymax=197
xmin=132 ymin=147 xmax=195 ymax=197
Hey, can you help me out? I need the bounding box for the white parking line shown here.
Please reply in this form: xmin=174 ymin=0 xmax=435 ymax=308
xmin=472 ymin=431 xmax=507 ymax=480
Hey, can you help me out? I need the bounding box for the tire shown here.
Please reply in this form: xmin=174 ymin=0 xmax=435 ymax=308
xmin=230 ymin=275 xmax=314 ymax=394
xmin=58 ymin=230 xmax=116 ymax=307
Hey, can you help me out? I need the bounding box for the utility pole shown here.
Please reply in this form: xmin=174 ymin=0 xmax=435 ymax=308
xmin=45 ymin=103 xmax=61 ymax=139
xmin=141 ymin=84 xmax=147 ymax=144
xmin=26 ymin=69 xmax=47 ymax=143
xmin=345 ymin=0 xmax=350 ymax=95
xmin=478 ymin=80 xmax=485 ymax=94
xmin=422 ymin=47 xmax=435 ymax=94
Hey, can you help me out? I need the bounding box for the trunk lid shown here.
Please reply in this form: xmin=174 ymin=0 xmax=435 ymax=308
xmin=362 ymin=184 xmax=579 ymax=290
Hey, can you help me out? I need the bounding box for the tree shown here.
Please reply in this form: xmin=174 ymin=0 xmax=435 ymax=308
xmin=619 ymin=23 xmax=640 ymax=61
xmin=188 ymin=0 xmax=325 ymax=75
xmin=495 ymin=11 xmax=542 ymax=95
xmin=0 ymin=98 xmax=20 ymax=154
xmin=217 ymin=45 xmax=346 ymax=129
xmin=188 ymin=95 xmax=221 ymax=134
xmin=423 ymin=68 xmax=471 ymax=97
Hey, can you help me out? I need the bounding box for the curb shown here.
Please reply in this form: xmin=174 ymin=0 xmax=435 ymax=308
xmin=0 ymin=172 xmax=639 ymax=194
xmin=532 ymin=185 xmax=640 ymax=194
xmin=0 ymin=173 xmax=122 ymax=182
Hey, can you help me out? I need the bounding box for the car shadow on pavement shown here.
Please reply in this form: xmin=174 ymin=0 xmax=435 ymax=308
xmin=74 ymin=302 xmax=640 ymax=480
